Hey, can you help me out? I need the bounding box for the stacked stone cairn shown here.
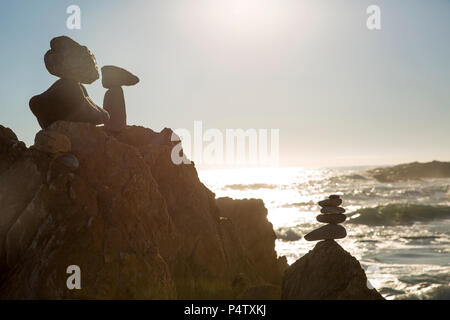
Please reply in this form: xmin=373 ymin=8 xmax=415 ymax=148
xmin=29 ymin=36 xmax=109 ymax=129
xmin=304 ymin=195 xmax=347 ymax=241
xmin=28 ymin=36 xmax=112 ymax=180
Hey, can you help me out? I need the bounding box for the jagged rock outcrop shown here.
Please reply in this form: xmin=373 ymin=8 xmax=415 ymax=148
xmin=282 ymin=240 xmax=384 ymax=300
xmin=368 ymin=161 xmax=450 ymax=182
xmin=0 ymin=125 xmax=27 ymax=174
xmin=0 ymin=121 xmax=285 ymax=299
xmin=216 ymin=197 xmax=288 ymax=286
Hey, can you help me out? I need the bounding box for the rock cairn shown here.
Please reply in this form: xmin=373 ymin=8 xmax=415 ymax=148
xmin=29 ymin=36 xmax=109 ymax=129
xmin=304 ymin=195 xmax=347 ymax=241
xmin=101 ymin=65 xmax=140 ymax=133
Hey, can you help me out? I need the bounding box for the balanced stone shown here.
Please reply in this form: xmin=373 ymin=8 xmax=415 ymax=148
xmin=44 ymin=36 xmax=99 ymax=84
xmin=320 ymin=206 xmax=346 ymax=214
xmin=329 ymin=195 xmax=340 ymax=199
xmin=304 ymin=224 xmax=346 ymax=241
xmin=103 ymin=87 xmax=126 ymax=132
xmin=55 ymin=154 xmax=79 ymax=170
xmin=101 ymin=65 xmax=139 ymax=133
xmin=318 ymin=198 xmax=342 ymax=208
xmin=316 ymin=213 xmax=346 ymax=224
xmin=101 ymin=66 xmax=139 ymax=89
xmin=34 ymin=129 xmax=71 ymax=154
xmin=30 ymin=79 xmax=110 ymax=129
xmin=47 ymin=153 xmax=79 ymax=182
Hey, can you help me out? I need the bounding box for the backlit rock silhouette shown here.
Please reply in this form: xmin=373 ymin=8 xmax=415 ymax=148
xmin=282 ymin=194 xmax=384 ymax=299
xmin=44 ymin=36 xmax=99 ymax=84
xmin=304 ymin=195 xmax=347 ymax=241
xmin=29 ymin=36 xmax=109 ymax=129
xmin=101 ymin=66 xmax=140 ymax=132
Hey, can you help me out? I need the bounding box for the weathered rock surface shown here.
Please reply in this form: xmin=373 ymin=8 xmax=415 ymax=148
xmin=29 ymin=79 xmax=110 ymax=129
xmin=44 ymin=36 xmax=99 ymax=84
xmin=103 ymin=87 xmax=126 ymax=132
xmin=282 ymin=240 xmax=384 ymax=300
xmin=47 ymin=154 xmax=79 ymax=182
xmin=34 ymin=129 xmax=71 ymax=154
xmin=217 ymin=197 xmax=288 ymax=286
xmin=304 ymin=224 xmax=346 ymax=241
xmin=0 ymin=122 xmax=285 ymax=299
xmin=101 ymin=66 xmax=139 ymax=88
xmin=367 ymin=161 xmax=450 ymax=182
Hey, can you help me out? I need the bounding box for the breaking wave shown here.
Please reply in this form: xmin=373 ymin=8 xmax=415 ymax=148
xmin=275 ymin=227 xmax=302 ymax=242
xmin=347 ymin=204 xmax=450 ymax=226
xmin=398 ymin=285 xmax=450 ymax=300
xmin=223 ymin=183 xmax=279 ymax=190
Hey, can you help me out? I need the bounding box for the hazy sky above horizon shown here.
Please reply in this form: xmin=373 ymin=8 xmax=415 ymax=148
xmin=0 ymin=0 xmax=449 ymax=169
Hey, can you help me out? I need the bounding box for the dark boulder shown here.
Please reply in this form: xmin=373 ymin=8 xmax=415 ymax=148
xmin=282 ymin=240 xmax=384 ymax=300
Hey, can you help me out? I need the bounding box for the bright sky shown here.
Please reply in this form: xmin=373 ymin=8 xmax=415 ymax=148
xmin=0 ymin=0 xmax=449 ymax=168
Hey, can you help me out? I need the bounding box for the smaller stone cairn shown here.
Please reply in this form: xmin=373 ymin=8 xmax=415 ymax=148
xmin=101 ymin=65 xmax=140 ymax=133
xmin=304 ymin=195 xmax=347 ymax=241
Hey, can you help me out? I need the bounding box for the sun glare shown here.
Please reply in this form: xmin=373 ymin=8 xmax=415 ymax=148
xmin=177 ymin=0 xmax=315 ymax=39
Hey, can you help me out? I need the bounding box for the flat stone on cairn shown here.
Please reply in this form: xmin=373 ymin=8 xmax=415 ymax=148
xmin=304 ymin=195 xmax=347 ymax=242
xmin=101 ymin=65 xmax=139 ymax=89
xmin=101 ymin=66 xmax=140 ymax=133
xmin=304 ymin=224 xmax=346 ymax=241
xmin=318 ymin=197 xmax=342 ymax=207
xmin=316 ymin=213 xmax=346 ymax=224
xmin=321 ymin=206 xmax=345 ymax=214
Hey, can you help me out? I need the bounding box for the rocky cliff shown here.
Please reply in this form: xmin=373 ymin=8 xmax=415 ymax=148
xmin=367 ymin=161 xmax=450 ymax=182
xmin=0 ymin=121 xmax=285 ymax=299
xmin=282 ymin=240 xmax=384 ymax=300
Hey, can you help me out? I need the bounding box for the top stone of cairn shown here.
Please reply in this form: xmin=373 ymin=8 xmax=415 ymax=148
xmin=44 ymin=36 xmax=100 ymax=84
xmin=101 ymin=66 xmax=140 ymax=88
xmin=318 ymin=195 xmax=342 ymax=207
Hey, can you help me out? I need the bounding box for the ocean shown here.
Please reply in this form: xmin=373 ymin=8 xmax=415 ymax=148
xmin=198 ymin=166 xmax=450 ymax=300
